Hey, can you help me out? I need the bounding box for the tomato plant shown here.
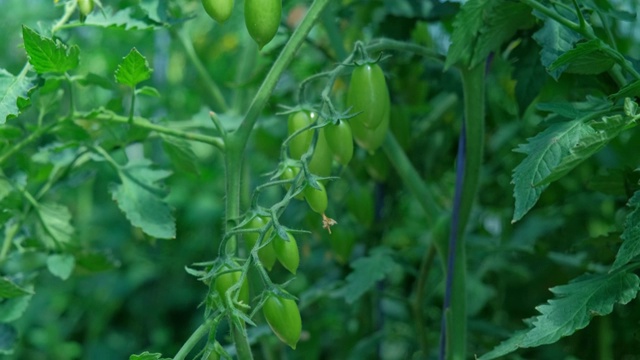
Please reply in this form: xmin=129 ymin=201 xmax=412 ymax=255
xmin=5 ymin=1 xmax=640 ymax=360
xmin=202 ymin=0 xmax=234 ymax=23
xmin=262 ymin=294 xmax=302 ymax=349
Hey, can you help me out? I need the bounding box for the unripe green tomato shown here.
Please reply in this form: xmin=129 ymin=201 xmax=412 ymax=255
xmin=262 ymin=295 xmax=302 ymax=349
xmin=324 ymin=120 xmax=354 ymax=166
xmin=244 ymin=216 xmax=277 ymax=270
xmin=273 ymin=232 xmax=299 ymax=275
xmin=308 ymin=128 xmax=333 ymax=178
xmin=214 ymin=266 xmax=250 ymax=309
xmin=202 ymin=0 xmax=234 ymax=23
xmin=351 ymin=103 xmax=389 ymax=153
xmin=244 ymin=0 xmax=282 ymax=49
xmin=280 ymin=166 xmax=304 ymax=200
xmin=287 ymin=111 xmax=314 ymax=159
xmin=304 ymin=181 xmax=328 ymax=214
xmin=329 ymin=227 xmax=356 ymax=264
xmin=78 ymin=0 xmax=94 ymax=16
xmin=346 ymin=63 xmax=390 ymax=129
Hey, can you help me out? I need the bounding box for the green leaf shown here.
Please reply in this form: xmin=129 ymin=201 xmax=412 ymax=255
xmin=0 ymin=277 xmax=33 ymax=299
xmin=0 ymin=68 xmax=37 ymax=123
xmin=109 ymin=159 xmax=175 ymax=239
xmin=129 ymin=351 xmax=170 ymax=360
xmin=136 ymin=86 xmax=160 ymax=97
xmin=0 ymin=291 xmax=33 ymax=322
xmin=532 ymin=114 xmax=633 ymax=187
xmin=34 ymin=202 xmax=75 ymax=247
xmin=610 ymin=80 xmax=640 ymax=101
xmin=77 ymin=72 xmax=114 ymax=89
xmin=83 ymin=7 xmax=163 ymax=30
xmin=46 ymin=254 xmax=76 ymax=280
xmin=160 ymin=135 xmax=200 ymax=175
xmin=611 ymin=191 xmax=640 ymax=271
xmin=549 ymin=39 xmax=614 ymax=75
xmin=115 ymin=48 xmax=152 ymax=88
xmin=22 ymin=26 xmax=80 ymax=74
xmin=0 ymin=178 xmax=13 ymax=203
xmin=532 ymin=12 xmax=582 ymax=80
xmin=444 ymin=0 xmax=500 ymax=70
xmin=0 ymin=323 xmax=17 ymax=355
xmin=471 ymin=2 xmax=535 ymax=67
xmin=479 ymin=271 xmax=640 ymax=359
xmin=341 ymin=249 xmax=395 ymax=304
xmin=511 ymin=119 xmax=596 ymax=222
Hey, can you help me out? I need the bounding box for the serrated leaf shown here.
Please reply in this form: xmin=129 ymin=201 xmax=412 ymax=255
xmin=34 ymin=202 xmax=75 ymax=246
xmin=83 ymin=7 xmax=162 ymax=30
xmin=46 ymin=254 xmax=76 ymax=280
xmin=549 ymin=39 xmax=614 ymax=75
xmin=479 ymin=271 xmax=640 ymax=359
xmin=444 ymin=0 xmax=500 ymax=70
xmin=533 ymin=115 xmax=632 ymax=187
xmin=512 ymin=39 xmax=547 ymax=112
xmin=0 ymin=68 xmax=37 ymax=123
xmin=0 ymin=323 xmax=17 ymax=355
xmin=471 ymin=2 xmax=535 ymax=68
xmin=611 ymin=191 xmax=640 ymax=271
xmin=0 ymin=290 xmax=33 ymax=322
xmin=611 ymin=81 xmax=640 ymax=102
xmin=22 ymin=26 xmax=79 ymax=74
xmin=115 ymin=48 xmax=152 ymax=88
xmin=129 ymin=351 xmax=170 ymax=360
xmin=0 ymin=277 xmax=33 ymax=299
xmin=342 ymin=249 xmax=395 ymax=304
xmin=512 ymin=119 xmax=595 ymax=222
xmin=532 ymin=12 xmax=582 ymax=80
xmin=109 ymin=159 xmax=175 ymax=239
xmin=160 ymin=135 xmax=200 ymax=175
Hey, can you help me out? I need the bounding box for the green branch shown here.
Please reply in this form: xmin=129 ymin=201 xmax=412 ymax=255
xmin=174 ymin=27 xmax=230 ymax=112
xmin=0 ymin=121 xmax=59 ymax=166
xmin=90 ymin=112 xmax=225 ymax=150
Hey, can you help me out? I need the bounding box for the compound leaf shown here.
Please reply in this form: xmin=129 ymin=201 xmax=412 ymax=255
xmin=479 ymin=271 xmax=640 ymax=359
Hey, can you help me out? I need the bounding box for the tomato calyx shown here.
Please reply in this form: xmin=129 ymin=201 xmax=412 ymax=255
xmin=322 ymin=213 xmax=337 ymax=234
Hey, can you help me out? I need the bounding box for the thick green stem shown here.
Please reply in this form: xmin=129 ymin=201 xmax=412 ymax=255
xmin=446 ymin=64 xmax=486 ymax=360
xmin=173 ymin=319 xmax=215 ymax=360
xmin=232 ymin=0 xmax=331 ymax=150
xmin=382 ymin=133 xmax=442 ymax=225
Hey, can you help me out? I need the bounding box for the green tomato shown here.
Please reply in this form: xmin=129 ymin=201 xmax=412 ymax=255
xmin=244 ymin=216 xmax=277 ymax=270
xmin=304 ymin=181 xmax=328 ymax=214
xmin=262 ymin=294 xmax=302 ymax=349
xmin=202 ymin=0 xmax=234 ymax=23
xmin=324 ymin=120 xmax=354 ymax=166
xmin=308 ymin=128 xmax=333 ymax=178
xmin=287 ymin=111 xmax=314 ymax=160
xmin=351 ymin=102 xmax=389 ymax=153
xmin=214 ymin=265 xmax=250 ymax=310
xmin=280 ymin=166 xmax=304 ymax=200
xmin=244 ymin=0 xmax=282 ymax=49
xmin=346 ymin=63 xmax=390 ymax=129
xmin=328 ymin=227 xmax=356 ymax=264
xmin=273 ymin=232 xmax=299 ymax=275
xmin=78 ymin=0 xmax=94 ymax=16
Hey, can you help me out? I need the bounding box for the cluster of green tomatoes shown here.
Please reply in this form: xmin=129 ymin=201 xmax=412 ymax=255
xmin=203 ymin=0 xmax=282 ymax=49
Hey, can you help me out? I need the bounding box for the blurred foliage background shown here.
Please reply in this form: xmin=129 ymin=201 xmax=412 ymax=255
xmin=3 ymin=0 xmax=640 ymax=359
